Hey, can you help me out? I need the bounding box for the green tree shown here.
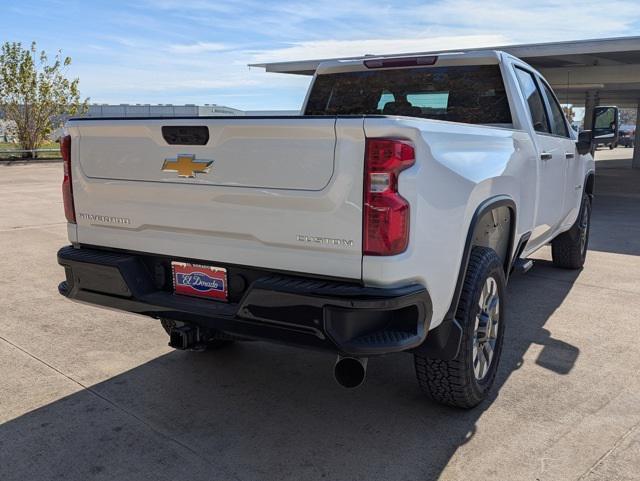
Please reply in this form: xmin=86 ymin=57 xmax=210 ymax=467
xmin=0 ymin=41 xmax=88 ymax=157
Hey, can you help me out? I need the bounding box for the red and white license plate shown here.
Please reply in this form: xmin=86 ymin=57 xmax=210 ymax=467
xmin=171 ymin=261 xmax=228 ymax=301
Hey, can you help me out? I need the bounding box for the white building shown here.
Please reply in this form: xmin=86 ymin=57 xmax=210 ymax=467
xmin=78 ymin=104 xmax=299 ymax=118
xmin=82 ymin=103 xmax=244 ymax=118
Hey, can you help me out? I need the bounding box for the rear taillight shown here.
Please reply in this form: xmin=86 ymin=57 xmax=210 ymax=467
xmin=363 ymin=138 xmax=415 ymax=256
xmin=60 ymin=135 xmax=76 ymax=223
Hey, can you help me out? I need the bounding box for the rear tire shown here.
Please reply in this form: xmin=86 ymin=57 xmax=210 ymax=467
xmin=160 ymin=318 xmax=235 ymax=349
xmin=414 ymin=247 xmax=506 ymax=409
xmin=551 ymin=193 xmax=591 ymax=269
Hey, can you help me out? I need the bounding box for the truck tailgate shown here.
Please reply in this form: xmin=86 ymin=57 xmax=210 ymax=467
xmin=76 ymin=118 xmax=336 ymax=190
xmin=67 ymin=117 xmax=365 ymax=279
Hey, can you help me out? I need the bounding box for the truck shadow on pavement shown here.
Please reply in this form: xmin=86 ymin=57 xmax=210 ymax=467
xmin=0 ymin=264 xmax=582 ymax=481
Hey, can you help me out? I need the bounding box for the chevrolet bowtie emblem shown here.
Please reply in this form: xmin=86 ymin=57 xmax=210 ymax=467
xmin=162 ymin=154 xmax=214 ymax=178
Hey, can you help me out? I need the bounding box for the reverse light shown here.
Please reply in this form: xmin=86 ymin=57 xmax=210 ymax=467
xmin=61 ymin=135 xmax=76 ymax=223
xmin=363 ymin=138 xmax=415 ymax=256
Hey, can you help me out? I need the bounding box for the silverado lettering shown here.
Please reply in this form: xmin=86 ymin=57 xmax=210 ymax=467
xmin=78 ymin=213 xmax=131 ymax=225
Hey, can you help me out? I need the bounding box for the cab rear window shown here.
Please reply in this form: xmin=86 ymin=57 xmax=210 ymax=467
xmin=305 ymin=65 xmax=512 ymax=125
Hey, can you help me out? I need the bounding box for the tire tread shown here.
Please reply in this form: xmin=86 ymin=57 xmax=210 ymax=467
xmin=551 ymin=194 xmax=591 ymax=269
xmin=414 ymin=247 xmax=505 ymax=409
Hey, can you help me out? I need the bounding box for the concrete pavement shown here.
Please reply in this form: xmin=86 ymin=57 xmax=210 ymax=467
xmin=0 ymin=149 xmax=639 ymax=481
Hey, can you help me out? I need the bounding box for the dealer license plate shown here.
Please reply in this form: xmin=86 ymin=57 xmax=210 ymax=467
xmin=171 ymin=261 xmax=228 ymax=301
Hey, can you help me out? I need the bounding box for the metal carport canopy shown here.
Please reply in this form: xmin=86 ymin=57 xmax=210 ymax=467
xmin=250 ymin=36 xmax=640 ymax=109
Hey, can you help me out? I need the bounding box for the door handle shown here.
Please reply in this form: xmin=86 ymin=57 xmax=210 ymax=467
xmin=565 ymin=152 xmax=575 ymax=159
xmin=541 ymin=152 xmax=553 ymax=161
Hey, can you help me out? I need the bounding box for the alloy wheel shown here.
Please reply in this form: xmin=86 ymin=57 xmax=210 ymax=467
xmin=472 ymin=277 xmax=500 ymax=380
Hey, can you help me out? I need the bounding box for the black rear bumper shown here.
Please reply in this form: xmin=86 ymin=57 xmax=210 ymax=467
xmin=57 ymin=246 xmax=432 ymax=356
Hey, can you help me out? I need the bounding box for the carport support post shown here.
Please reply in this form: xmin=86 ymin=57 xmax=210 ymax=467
xmin=633 ymin=100 xmax=640 ymax=170
xmin=584 ymin=91 xmax=598 ymax=131
xmin=582 ymin=92 xmax=595 ymax=130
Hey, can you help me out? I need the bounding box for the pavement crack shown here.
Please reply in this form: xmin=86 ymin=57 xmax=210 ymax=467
xmin=0 ymin=222 xmax=66 ymax=232
xmin=575 ymin=418 xmax=640 ymax=480
xmin=0 ymin=334 xmax=239 ymax=479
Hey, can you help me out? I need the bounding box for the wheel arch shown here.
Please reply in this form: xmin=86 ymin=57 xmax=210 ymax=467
xmin=584 ymin=170 xmax=595 ymax=199
xmin=414 ymin=195 xmax=516 ymax=360
xmin=448 ymin=195 xmax=517 ymax=319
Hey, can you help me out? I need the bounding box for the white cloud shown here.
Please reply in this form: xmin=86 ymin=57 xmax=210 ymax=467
xmin=54 ymin=0 xmax=640 ymax=110
xmin=74 ymin=63 xmax=261 ymax=93
xmin=249 ymin=34 xmax=510 ymax=63
xmin=414 ymin=0 xmax=640 ymax=41
xmin=167 ymin=42 xmax=229 ymax=54
xmin=147 ymin=0 xmax=244 ymax=14
xmin=244 ymin=0 xmax=640 ymax=72
xmin=141 ymin=0 xmax=640 ymax=47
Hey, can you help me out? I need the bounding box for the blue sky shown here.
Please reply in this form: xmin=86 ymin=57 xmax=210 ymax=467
xmin=2 ymin=0 xmax=639 ymax=110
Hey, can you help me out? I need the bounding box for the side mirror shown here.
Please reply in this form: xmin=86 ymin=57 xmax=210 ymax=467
xmin=577 ymin=130 xmax=593 ymax=155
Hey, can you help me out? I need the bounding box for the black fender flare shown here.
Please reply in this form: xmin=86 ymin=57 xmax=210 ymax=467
xmin=414 ymin=195 xmax=516 ymax=360
xmin=584 ymin=170 xmax=595 ymax=200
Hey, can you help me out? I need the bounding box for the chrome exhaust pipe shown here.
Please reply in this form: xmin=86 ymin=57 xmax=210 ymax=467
xmin=334 ymin=355 xmax=368 ymax=388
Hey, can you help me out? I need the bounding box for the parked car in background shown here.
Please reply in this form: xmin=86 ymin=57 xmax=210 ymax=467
xmin=618 ymin=128 xmax=635 ymax=148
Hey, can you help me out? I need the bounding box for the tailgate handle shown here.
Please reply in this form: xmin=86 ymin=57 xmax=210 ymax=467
xmin=162 ymin=126 xmax=209 ymax=145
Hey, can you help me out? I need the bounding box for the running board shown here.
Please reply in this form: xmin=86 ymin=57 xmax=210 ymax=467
xmin=512 ymin=258 xmax=534 ymax=274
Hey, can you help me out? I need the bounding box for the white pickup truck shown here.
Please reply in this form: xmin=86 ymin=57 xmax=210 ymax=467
xmin=58 ymin=50 xmax=595 ymax=408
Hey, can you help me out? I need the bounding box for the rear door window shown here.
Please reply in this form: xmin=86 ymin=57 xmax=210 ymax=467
xmin=514 ymin=68 xmax=550 ymax=134
xmin=540 ymin=81 xmax=569 ymax=137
